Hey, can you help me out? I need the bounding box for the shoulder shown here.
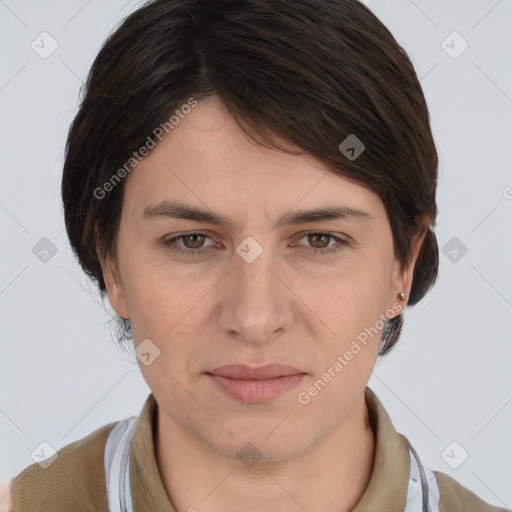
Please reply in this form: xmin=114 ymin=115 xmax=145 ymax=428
xmin=434 ymin=470 xmax=510 ymax=512
xmin=2 ymin=419 xmax=120 ymax=512
xmin=0 ymin=480 xmax=13 ymax=512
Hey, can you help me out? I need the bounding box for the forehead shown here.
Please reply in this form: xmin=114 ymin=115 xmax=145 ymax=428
xmin=121 ymin=96 xmax=385 ymax=225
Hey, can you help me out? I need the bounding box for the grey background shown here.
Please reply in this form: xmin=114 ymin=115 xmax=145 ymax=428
xmin=0 ymin=0 xmax=511 ymax=508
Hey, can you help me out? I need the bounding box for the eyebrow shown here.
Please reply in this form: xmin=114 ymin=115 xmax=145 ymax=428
xmin=142 ymin=200 xmax=373 ymax=230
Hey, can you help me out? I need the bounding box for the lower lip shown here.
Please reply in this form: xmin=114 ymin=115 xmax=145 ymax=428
xmin=206 ymin=373 xmax=306 ymax=403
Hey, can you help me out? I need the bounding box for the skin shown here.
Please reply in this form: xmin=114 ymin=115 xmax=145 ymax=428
xmin=100 ymin=95 xmax=428 ymax=512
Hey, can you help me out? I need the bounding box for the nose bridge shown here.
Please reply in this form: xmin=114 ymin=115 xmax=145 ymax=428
xmin=236 ymin=245 xmax=275 ymax=303
xmin=221 ymin=235 xmax=290 ymax=343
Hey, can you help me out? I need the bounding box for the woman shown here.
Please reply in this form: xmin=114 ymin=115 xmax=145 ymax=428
xmin=2 ymin=0 xmax=508 ymax=511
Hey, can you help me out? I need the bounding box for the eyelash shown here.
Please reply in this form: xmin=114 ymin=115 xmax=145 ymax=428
xmin=162 ymin=232 xmax=348 ymax=257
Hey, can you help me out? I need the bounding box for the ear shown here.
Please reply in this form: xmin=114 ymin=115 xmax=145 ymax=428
xmin=387 ymin=213 xmax=430 ymax=315
xmin=96 ymin=240 xmax=130 ymax=320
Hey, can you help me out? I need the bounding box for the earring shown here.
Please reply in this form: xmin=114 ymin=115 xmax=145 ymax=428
xmin=397 ymin=292 xmax=405 ymax=301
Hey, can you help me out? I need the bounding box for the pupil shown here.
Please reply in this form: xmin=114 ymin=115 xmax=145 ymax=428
xmin=187 ymin=234 xmax=203 ymax=247
xmin=311 ymin=234 xmax=327 ymax=247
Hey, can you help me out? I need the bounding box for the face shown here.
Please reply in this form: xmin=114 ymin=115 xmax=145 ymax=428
xmin=101 ymin=95 xmax=426 ymax=461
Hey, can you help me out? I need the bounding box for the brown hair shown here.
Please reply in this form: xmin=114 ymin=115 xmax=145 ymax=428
xmin=62 ymin=0 xmax=439 ymax=356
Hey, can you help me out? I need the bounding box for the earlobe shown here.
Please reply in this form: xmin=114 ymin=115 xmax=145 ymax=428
xmin=388 ymin=257 xmax=407 ymax=316
xmin=100 ymin=255 xmax=130 ymax=319
xmin=95 ymin=229 xmax=130 ymax=318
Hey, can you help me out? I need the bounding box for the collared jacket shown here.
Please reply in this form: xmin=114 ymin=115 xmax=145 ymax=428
xmin=1 ymin=387 xmax=509 ymax=511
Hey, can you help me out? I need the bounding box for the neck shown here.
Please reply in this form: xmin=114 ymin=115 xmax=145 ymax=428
xmin=155 ymin=394 xmax=375 ymax=512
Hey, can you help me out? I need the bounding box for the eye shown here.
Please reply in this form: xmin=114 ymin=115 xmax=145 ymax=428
xmin=291 ymin=232 xmax=348 ymax=255
xmin=162 ymin=232 xmax=216 ymax=256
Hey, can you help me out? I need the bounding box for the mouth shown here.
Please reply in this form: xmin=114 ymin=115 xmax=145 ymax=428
xmin=205 ymin=364 xmax=307 ymax=403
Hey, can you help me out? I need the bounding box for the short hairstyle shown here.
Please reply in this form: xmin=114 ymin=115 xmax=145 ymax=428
xmin=62 ymin=0 xmax=439 ymax=356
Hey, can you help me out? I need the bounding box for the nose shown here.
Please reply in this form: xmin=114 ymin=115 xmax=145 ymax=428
xmin=218 ymin=236 xmax=295 ymax=346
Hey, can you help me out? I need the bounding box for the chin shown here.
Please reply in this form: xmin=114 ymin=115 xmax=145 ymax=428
xmin=204 ymin=420 xmax=309 ymax=464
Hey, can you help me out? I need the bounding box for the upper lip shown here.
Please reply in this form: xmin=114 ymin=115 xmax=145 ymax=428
xmin=206 ymin=364 xmax=305 ymax=380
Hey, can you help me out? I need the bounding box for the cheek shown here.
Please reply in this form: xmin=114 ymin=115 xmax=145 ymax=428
xmin=301 ymin=263 xmax=389 ymax=380
xmin=121 ymin=254 xmax=193 ymax=321
xmin=298 ymin=291 xmax=382 ymax=411
xmin=122 ymin=261 xmax=214 ymax=364
xmin=125 ymin=269 xmax=203 ymax=396
xmin=309 ymin=266 xmax=389 ymax=333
